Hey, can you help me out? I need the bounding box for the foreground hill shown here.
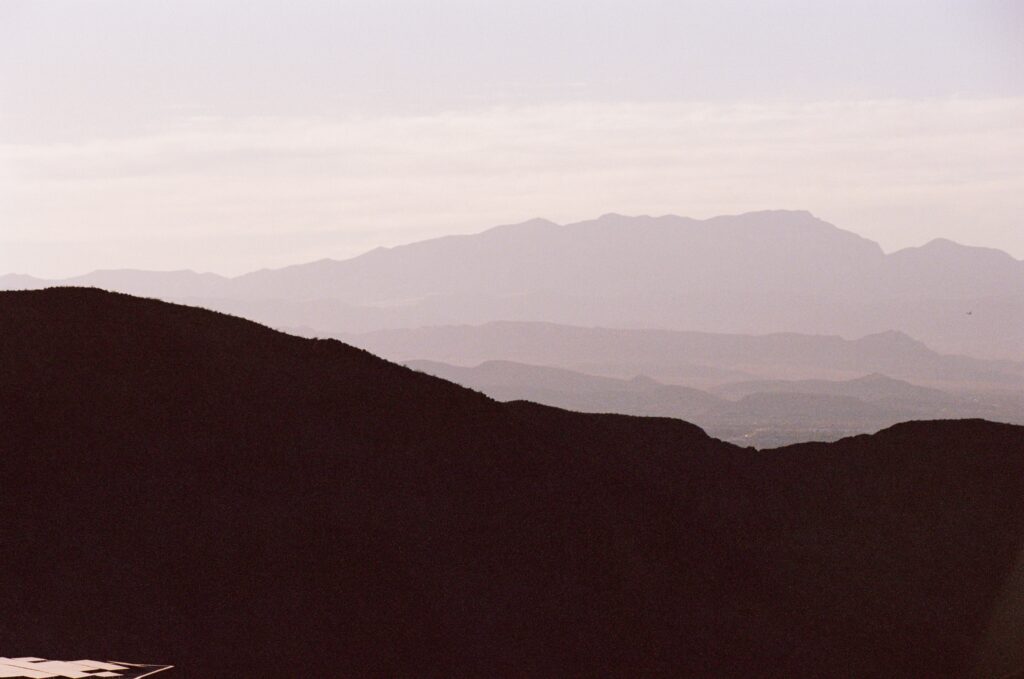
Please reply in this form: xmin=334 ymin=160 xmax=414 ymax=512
xmin=2 ymin=289 xmax=1023 ymax=678
xmin=4 ymin=211 xmax=1023 ymax=359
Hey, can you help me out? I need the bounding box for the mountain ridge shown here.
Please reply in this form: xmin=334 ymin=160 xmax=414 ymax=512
xmin=3 ymin=211 xmax=1020 ymax=359
xmin=5 ymin=211 xmax=1021 ymax=285
xmin=407 ymin=357 xmax=1024 ymax=447
xmin=346 ymin=320 xmax=1024 ymax=389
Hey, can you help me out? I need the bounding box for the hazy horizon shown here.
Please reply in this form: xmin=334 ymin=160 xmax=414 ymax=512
xmin=3 ymin=1 xmax=1023 ymax=276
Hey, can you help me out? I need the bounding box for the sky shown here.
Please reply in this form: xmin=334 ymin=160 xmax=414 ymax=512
xmin=1 ymin=0 xmax=1022 ymax=277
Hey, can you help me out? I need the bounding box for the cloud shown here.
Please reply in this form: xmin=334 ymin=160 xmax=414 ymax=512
xmin=2 ymin=97 xmax=1023 ymax=275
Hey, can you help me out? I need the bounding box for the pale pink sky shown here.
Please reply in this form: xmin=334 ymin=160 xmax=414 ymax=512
xmin=1 ymin=1 xmax=1022 ymax=276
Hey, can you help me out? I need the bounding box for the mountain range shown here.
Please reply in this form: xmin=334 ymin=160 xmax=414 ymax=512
xmin=407 ymin=359 xmax=1024 ymax=448
xmin=347 ymin=321 xmax=1024 ymax=390
xmin=3 ymin=211 xmax=1022 ymax=360
xmin=2 ymin=288 xmax=1023 ymax=677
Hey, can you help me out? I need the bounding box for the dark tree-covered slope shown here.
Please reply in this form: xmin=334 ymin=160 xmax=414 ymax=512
xmin=1 ymin=288 xmax=1022 ymax=678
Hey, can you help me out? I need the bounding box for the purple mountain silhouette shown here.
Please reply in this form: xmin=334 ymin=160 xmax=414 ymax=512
xmin=408 ymin=358 xmax=1024 ymax=447
xmin=346 ymin=321 xmax=1023 ymax=390
xmin=3 ymin=211 xmax=1022 ymax=359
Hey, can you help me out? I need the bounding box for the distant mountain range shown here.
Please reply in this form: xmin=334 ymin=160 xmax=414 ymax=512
xmin=346 ymin=321 xmax=1024 ymax=390
xmin=408 ymin=359 xmax=1024 ymax=447
xmin=2 ymin=288 xmax=1023 ymax=677
xmin=4 ymin=211 xmax=1022 ymax=359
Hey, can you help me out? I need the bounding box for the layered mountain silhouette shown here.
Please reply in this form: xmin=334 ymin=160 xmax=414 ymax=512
xmin=348 ymin=321 xmax=1024 ymax=390
xmin=408 ymin=359 xmax=1024 ymax=447
xmin=2 ymin=288 xmax=1023 ymax=677
xmin=4 ymin=211 xmax=1023 ymax=359
xmin=713 ymin=372 xmax=961 ymax=401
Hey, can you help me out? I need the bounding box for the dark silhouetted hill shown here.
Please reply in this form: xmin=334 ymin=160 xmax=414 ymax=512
xmin=2 ymin=288 xmax=1024 ymax=678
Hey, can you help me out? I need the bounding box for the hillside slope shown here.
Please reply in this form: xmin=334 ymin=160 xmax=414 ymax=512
xmin=1 ymin=288 xmax=1023 ymax=678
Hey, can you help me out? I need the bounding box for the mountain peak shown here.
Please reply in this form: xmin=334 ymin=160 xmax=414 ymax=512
xmin=629 ymin=374 xmax=662 ymax=387
xmin=852 ymin=372 xmax=899 ymax=383
xmin=742 ymin=208 xmax=816 ymax=219
xmin=898 ymin=237 xmax=1021 ymax=263
xmin=481 ymin=217 xmax=559 ymax=236
xmin=855 ymin=330 xmax=931 ymax=353
xmin=922 ymin=237 xmax=959 ymax=248
xmin=713 ymin=208 xmax=821 ymax=224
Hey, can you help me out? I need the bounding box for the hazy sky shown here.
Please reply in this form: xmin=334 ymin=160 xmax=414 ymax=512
xmin=2 ymin=0 xmax=1022 ymax=276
